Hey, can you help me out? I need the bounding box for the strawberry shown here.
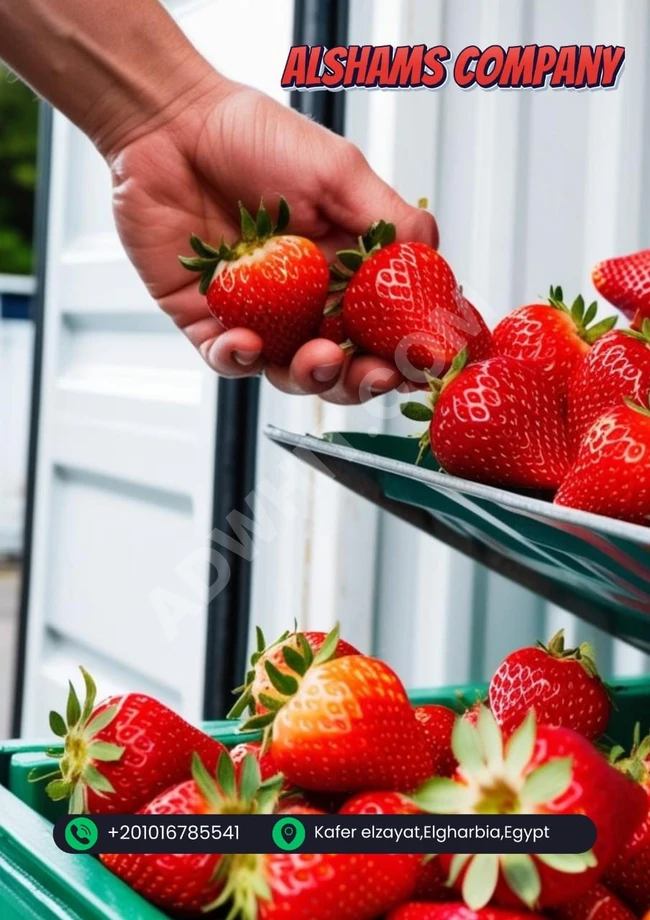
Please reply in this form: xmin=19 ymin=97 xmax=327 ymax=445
xmin=340 ymin=791 xmax=447 ymax=901
xmin=387 ymin=905 xmax=546 ymax=920
xmin=317 ymin=312 xmax=347 ymax=345
xmin=180 ymin=198 xmax=329 ymax=365
xmin=338 ymin=234 xmax=491 ymax=377
xmin=38 ymin=668 xmax=226 ymax=814
xmin=230 ymin=741 xmax=280 ymax=783
xmin=218 ymin=849 xmax=420 ymax=920
xmin=229 ymin=626 xmax=360 ymax=719
xmin=491 ymin=287 xmax=616 ymax=402
xmin=567 ymin=321 xmax=650 ymax=456
xmin=101 ymin=751 xmax=281 ymax=916
xmin=414 ymin=705 xmax=459 ymax=777
xmin=413 ymin=708 xmax=647 ymax=910
xmin=554 ymin=395 xmax=650 ymax=524
xmin=552 ymin=884 xmax=639 ymax=920
xmin=488 ymin=629 xmax=611 ymax=741
xmin=401 ymin=351 xmax=570 ymax=489
xmin=592 ymin=249 xmax=650 ymax=328
xmin=235 ymin=626 xmax=434 ymax=792
xmin=604 ymin=726 xmax=650 ymax=913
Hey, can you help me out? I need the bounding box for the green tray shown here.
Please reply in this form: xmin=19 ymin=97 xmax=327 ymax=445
xmin=265 ymin=427 xmax=650 ymax=654
xmin=1 ymin=679 xmax=649 ymax=920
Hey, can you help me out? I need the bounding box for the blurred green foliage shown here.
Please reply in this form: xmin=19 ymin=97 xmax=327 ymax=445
xmin=0 ymin=66 xmax=38 ymax=275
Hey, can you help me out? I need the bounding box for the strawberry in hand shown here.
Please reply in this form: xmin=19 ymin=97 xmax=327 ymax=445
xmin=401 ymin=350 xmax=570 ymax=489
xmin=38 ymin=668 xmax=226 ymax=814
xmin=489 ymin=629 xmax=611 ymax=741
xmin=413 ymin=708 xmax=647 ymax=910
xmin=491 ymin=287 xmax=616 ymax=403
xmin=337 ymin=231 xmax=491 ymax=379
xmin=567 ymin=321 xmax=650 ymax=457
xmin=101 ymin=751 xmax=282 ymax=916
xmin=180 ymin=198 xmax=329 ymax=366
xmin=234 ymin=626 xmax=434 ymax=793
xmin=555 ymin=394 xmax=650 ymax=524
xmin=592 ymin=249 xmax=650 ymax=329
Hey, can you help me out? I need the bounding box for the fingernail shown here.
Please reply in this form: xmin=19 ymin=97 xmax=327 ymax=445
xmin=234 ymin=350 xmax=261 ymax=366
xmin=313 ymin=363 xmax=341 ymax=384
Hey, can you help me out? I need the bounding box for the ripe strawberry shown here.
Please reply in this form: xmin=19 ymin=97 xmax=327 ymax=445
xmin=567 ymin=322 xmax=650 ymax=456
xmin=604 ymin=726 xmax=650 ymax=913
xmin=401 ymin=351 xmax=570 ymax=489
xmin=414 ymin=708 xmax=647 ymax=910
xmin=339 ymin=237 xmax=491 ymax=376
xmin=101 ymin=751 xmax=281 ymax=916
xmin=491 ymin=288 xmax=616 ymax=402
xmin=414 ymin=705 xmax=458 ymax=777
xmin=230 ymin=741 xmax=280 ymax=783
xmin=229 ymin=626 xmax=360 ymax=719
xmin=488 ymin=629 xmax=611 ymax=741
xmin=387 ymin=905 xmax=545 ymax=920
xmin=554 ymin=395 xmax=650 ymax=524
xmin=180 ymin=198 xmax=329 ymax=365
xmin=340 ymin=791 xmax=447 ymax=901
xmin=317 ymin=312 xmax=347 ymax=345
xmin=39 ymin=668 xmax=226 ymax=814
xmin=592 ymin=249 xmax=650 ymax=328
xmin=552 ymin=884 xmax=638 ymax=920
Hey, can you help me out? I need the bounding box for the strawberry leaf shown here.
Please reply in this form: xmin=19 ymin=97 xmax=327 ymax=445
xmin=217 ymin=752 xmax=237 ymax=799
xmin=447 ymin=852 xmax=472 ymax=885
xmin=476 ymin=707 xmax=503 ymax=770
xmin=583 ymin=301 xmax=598 ymax=325
xmin=228 ymin=687 xmax=254 ymax=721
xmin=87 ymin=741 xmax=125 ymax=763
xmin=585 ymin=315 xmax=617 ymax=344
xmin=178 ymin=255 xmax=207 ymax=272
xmin=536 ymin=851 xmax=596 ymax=873
xmin=255 ymin=626 xmax=266 ymax=653
xmin=521 ymin=757 xmax=572 ymax=805
xmin=66 ymin=681 xmax=81 ymax=728
xmin=239 ymin=754 xmax=261 ymax=806
xmin=189 ymin=234 xmax=220 ymax=259
xmin=400 ymin=401 xmax=433 ymax=423
xmin=275 ymin=197 xmax=290 ymax=234
xmin=49 ymin=710 xmax=67 ymax=738
xmin=413 ymin=778 xmax=472 ymax=813
xmin=241 ymin=712 xmax=275 ymax=732
xmin=504 ymin=711 xmax=536 ymax=779
xmin=282 ymin=645 xmax=307 ymax=676
xmin=451 ymin=715 xmax=485 ymax=773
xmin=83 ymin=704 xmax=119 ymax=740
xmin=296 ymin=633 xmax=314 ymax=669
xmin=264 ymin=661 xmax=298 ymax=697
xmin=45 ymin=778 xmax=73 ymax=801
xmin=312 ymin=624 xmax=340 ymax=667
xmin=462 ymin=853 xmax=499 ymax=911
xmin=69 ymin=784 xmax=86 ymax=815
xmin=79 ymin=667 xmax=97 ymax=723
xmin=83 ymin=764 xmax=115 ymax=795
xmin=502 ymin=853 xmax=541 ymax=908
xmin=239 ymin=203 xmax=257 ymax=242
xmin=257 ymin=693 xmax=284 ymax=713
xmin=337 ymin=250 xmax=364 ymax=273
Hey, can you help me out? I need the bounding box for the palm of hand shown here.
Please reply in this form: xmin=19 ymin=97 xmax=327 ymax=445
xmin=109 ymin=84 xmax=435 ymax=401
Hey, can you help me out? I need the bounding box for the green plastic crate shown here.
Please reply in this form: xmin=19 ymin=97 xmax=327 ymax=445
xmin=266 ymin=427 xmax=650 ymax=654
xmin=1 ymin=679 xmax=649 ymax=919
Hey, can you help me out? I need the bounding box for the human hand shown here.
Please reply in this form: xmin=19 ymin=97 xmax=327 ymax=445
xmin=108 ymin=76 xmax=438 ymax=403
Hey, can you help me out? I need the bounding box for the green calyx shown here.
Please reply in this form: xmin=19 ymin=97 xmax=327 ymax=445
xmin=547 ymin=285 xmax=617 ymax=345
xmin=179 ymin=197 xmax=291 ymax=295
xmin=538 ymin=629 xmax=601 ymax=680
xmin=329 ymin=219 xmax=396 ymax=291
xmin=228 ymin=624 xmax=341 ymax=737
xmin=609 ymin=722 xmax=650 ymax=785
xmin=623 ymin=392 xmax=650 ymax=419
xmin=623 ymin=316 xmax=650 ymax=345
xmin=400 ymin=348 xmax=469 ymax=465
xmin=30 ymin=667 xmax=124 ymax=814
xmin=204 ymin=851 xmax=271 ymax=920
xmin=412 ymin=707 xmax=595 ymax=909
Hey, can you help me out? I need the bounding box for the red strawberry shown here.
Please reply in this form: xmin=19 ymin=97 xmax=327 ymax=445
xmin=491 ymin=287 xmax=616 ymax=402
xmin=340 ymin=791 xmax=447 ymax=901
xmin=414 ymin=705 xmax=458 ymax=777
xmin=101 ymin=751 xmax=281 ymax=916
xmin=229 ymin=626 xmax=360 ymax=719
xmin=318 ymin=312 xmax=347 ymax=345
xmin=488 ymin=629 xmax=611 ymax=741
xmin=414 ymin=708 xmax=647 ymax=910
xmin=604 ymin=726 xmax=650 ymax=913
xmin=552 ymin=884 xmax=638 ymax=920
xmin=230 ymin=741 xmax=280 ymax=784
xmin=568 ymin=322 xmax=650 ymax=456
xmin=387 ymin=905 xmax=545 ymax=920
xmin=554 ymin=395 xmax=650 ymax=524
xmin=339 ymin=237 xmax=491 ymax=377
xmin=180 ymin=198 xmax=329 ymax=365
xmin=401 ymin=351 xmax=570 ymax=489
xmin=40 ymin=668 xmax=226 ymax=814
xmin=592 ymin=249 xmax=650 ymax=328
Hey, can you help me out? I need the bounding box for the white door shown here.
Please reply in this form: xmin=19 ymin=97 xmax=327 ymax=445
xmin=19 ymin=0 xmax=307 ymax=734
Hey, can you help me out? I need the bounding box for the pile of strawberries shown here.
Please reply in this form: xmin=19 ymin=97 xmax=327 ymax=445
xmin=41 ymin=626 xmax=650 ymax=919
xmin=181 ymin=202 xmax=650 ymax=527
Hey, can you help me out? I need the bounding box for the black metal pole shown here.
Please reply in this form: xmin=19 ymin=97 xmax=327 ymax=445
xmin=12 ymin=104 xmax=53 ymax=737
xmin=201 ymin=0 xmax=350 ymax=719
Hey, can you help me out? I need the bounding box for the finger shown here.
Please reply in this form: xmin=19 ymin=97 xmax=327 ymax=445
xmin=323 ymin=145 xmax=439 ymax=249
xmin=201 ymin=326 xmax=266 ymax=377
xmin=321 ymin=355 xmax=404 ymax=405
xmin=265 ymin=339 xmax=346 ymax=395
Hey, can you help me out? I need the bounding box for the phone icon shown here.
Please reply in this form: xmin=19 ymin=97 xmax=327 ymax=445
xmin=64 ymin=817 xmax=99 ymax=851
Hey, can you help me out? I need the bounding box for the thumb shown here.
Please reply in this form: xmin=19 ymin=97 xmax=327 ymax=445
xmin=323 ymin=143 xmax=439 ymax=249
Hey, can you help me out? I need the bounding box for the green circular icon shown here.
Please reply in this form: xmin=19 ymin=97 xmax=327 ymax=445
xmin=65 ymin=817 xmax=99 ymax=851
xmin=272 ymin=816 xmax=306 ymax=851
